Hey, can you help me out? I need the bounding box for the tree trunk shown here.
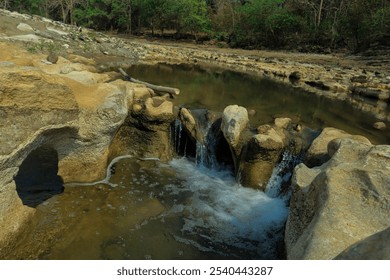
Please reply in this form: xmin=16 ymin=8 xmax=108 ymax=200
xmin=317 ymin=0 xmax=324 ymax=27
xmin=118 ymin=68 xmax=180 ymax=97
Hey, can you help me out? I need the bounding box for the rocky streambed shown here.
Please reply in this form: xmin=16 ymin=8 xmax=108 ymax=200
xmin=0 ymin=9 xmax=389 ymax=260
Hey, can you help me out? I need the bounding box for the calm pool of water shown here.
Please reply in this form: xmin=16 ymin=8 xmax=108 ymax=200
xmin=127 ymin=63 xmax=390 ymax=144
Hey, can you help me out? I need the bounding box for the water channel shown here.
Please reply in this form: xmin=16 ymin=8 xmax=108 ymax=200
xmin=4 ymin=63 xmax=389 ymax=260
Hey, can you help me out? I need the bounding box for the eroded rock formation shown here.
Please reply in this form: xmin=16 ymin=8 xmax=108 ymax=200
xmin=0 ymin=42 xmax=174 ymax=255
xmin=286 ymin=137 xmax=390 ymax=259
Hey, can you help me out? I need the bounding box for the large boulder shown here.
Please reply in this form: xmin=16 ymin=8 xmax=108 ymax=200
xmin=305 ymin=127 xmax=371 ymax=167
xmin=334 ymin=226 xmax=390 ymax=260
xmin=285 ymin=138 xmax=390 ymax=259
xmin=238 ymin=125 xmax=285 ymax=190
xmin=109 ymin=96 xmax=175 ymax=161
xmin=237 ymin=118 xmax=316 ymax=191
xmin=221 ymin=105 xmax=249 ymax=170
xmin=0 ymin=49 xmax=135 ymax=255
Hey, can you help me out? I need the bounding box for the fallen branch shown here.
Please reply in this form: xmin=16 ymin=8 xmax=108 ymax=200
xmin=118 ymin=67 xmax=180 ymax=97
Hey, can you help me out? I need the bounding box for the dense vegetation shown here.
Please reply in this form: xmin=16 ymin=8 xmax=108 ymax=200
xmin=1 ymin=0 xmax=389 ymax=52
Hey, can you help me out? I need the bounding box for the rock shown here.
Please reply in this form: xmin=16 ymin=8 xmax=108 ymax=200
xmin=7 ymin=34 xmax=52 ymax=43
xmin=305 ymin=80 xmax=331 ymax=91
xmin=351 ymin=86 xmax=390 ymax=101
xmin=62 ymin=70 xmax=112 ymax=84
xmin=178 ymin=108 xmax=221 ymax=145
xmin=248 ymin=109 xmax=256 ymax=116
xmin=289 ymin=71 xmax=301 ymax=80
xmin=0 ymin=59 xmax=135 ymax=255
xmin=238 ymin=127 xmax=285 ymax=190
xmin=305 ymin=127 xmax=371 ymax=167
xmin=16 ymin=23 xmax=34 ymax=32
xmin=334 ymin=227 xmax=390 ymax=260
xmin=221 ymin=105 xmax=249 ymax=156
xmin=47 ymin=53 xmax=59 ymax=64
xmin=274 ymin=117 xmax=291 ymax=129
xmin=373 ymin=121 xmax=386 ymax=130
xmin=179 ymin=108 xmax=197 ymax=141
xmin=143 ymin=97 xmax=174 ymax=123
xmin=350 ymin=75 xmax=368 ymax=83
xmin=286 ymin=138 xmax=390 ymax=259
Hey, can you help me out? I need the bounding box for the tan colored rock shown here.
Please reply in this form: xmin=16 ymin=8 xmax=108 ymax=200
xmin=0 ymin=57 xmax=135 ymax=253
xmin=373 ymin=121 xmax=386 ymax=130
xmin=305 ymin=127 xmax=371 ymax=167
xmin=16 ymin=23 xmax=34 ymax=32
xmin=274 ymin=117 xmax=292 ymax=129
xmin=334 ymin=227 xmax=390 ymax=260
xmin=144 ymin=97 xmax=174 ymax=122
xmin=179 ymin=108 xmax=197 ymax=141
xmin=221 ymin=105 xmax=249 ymax=158
xmin=286 ymin=138 xmax=390 ymax=259
xmin=238 ymin=126 xmax=286 ymax=190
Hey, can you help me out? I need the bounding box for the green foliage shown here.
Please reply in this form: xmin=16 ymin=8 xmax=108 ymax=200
xmin=230 ymin=0 xmax=302 ymax=47
xmin=7 ymin=0 xmax=390 ymax=51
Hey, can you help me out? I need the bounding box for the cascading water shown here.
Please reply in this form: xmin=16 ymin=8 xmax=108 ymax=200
xmin=265 ymin=150 xmax=303 ymax=199
xmin=168 ymin=118 xmax=301 ymax=259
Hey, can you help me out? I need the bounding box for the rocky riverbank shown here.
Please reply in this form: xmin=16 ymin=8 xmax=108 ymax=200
xmin=1 ymin=8 xmax=390 ymax=124
xmin=0 ymin=9 xmax=389 ymax=259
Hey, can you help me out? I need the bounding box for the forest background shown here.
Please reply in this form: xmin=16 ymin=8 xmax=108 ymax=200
xmin=1 ymin=0 xmax=389 ymax=52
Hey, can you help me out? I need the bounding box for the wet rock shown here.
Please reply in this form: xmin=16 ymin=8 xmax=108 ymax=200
xmin=179 ymin=108 xmax=197 ymax=141
xmin=238 ymin=126 xmax=285 ymax=190
xmin=373 ymin=121 xmax=386 ymax=130
xmin=286 ymin=139 xmax=390 ymax=259
xmin=334 ymin=227 xmax=390 ymax=260
xmin=305 ymin=127 xmax=371 ymax=167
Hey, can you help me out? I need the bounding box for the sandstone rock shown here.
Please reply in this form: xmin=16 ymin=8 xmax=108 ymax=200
xmin=7 ymin=34 xmax=52 ymax=43
xmin=0 ymin=60 xmax=135 ymax=254
xmin=62 ymin=70 xmax=112 ymax=84
xmin=238 ymin=127 xmax=285 ymax=190
xmin=221 ymin=105 xmax=249 ymax=155
xmin=16 ymin=23 xmax=34 ymax=32
xmin=373 ymin=121 xmax=386 ymax=130
xmin=144 ymin=97 xmax=174 ymax=123
xmin=286 ymin=138 xmax=390 ymax=259
xmin=305 ymin=127 xmax=371 ymax=167
xmin=179 ymin=108 xmax=197 ymax=141
xmin=274 ymin=117 xmax=292 ymax=129
xmin=334 ymin=227 xmax=390 ymax=260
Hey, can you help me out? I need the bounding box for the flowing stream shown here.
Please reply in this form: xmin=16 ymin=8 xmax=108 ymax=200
xmin=4 ymin=63 xmax=389 ymax=260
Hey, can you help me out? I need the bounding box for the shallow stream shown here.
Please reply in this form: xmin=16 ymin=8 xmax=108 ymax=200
xmin=5 ymin=63 xmax=389 ymax=260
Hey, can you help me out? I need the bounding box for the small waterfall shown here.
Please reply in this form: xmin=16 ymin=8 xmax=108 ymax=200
xmin=173 ymin=119 xmax=183 ymax=153
xmin=265 ymin=150 xmax=303 ymax=199
xmin=173 ymin=112 xmax=222 ymax=169
xmin=194 ymin=121 xmax=220 ymax=169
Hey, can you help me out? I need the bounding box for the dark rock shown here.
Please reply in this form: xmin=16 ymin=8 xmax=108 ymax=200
xmin=289 ymin=71 xmax=301 ymax=80
xmin=47 ymin=53 xmax=59 ymax=64
xmin=351 ymin=75 xmax=368 ymax=83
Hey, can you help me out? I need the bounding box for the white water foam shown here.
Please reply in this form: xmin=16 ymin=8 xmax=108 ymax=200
xmin=166 ymin=158 xmax=289 ymax=259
